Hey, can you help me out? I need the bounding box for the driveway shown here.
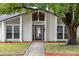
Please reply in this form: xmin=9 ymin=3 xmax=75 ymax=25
xmin=24 ymin=41 xmax=44 ymax=56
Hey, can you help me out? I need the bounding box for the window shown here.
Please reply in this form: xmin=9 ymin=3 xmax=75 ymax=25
xmin=57 ymin=26 xmax=63 ymax=39
xmin=6 ymin=25 xmax=20 ymax=39
xmin=32 ymin=12 xmax=38 ymax=21
xmin=57 ymin=26 xmax=68 ymax=39
xmin=32 ymin=12 xmax=44 ymax=21
xmin=39 ymin=12 xmax=44 ymax=21
xmin=14 ymin=26 xmax=20 ymax=39
xmin=6 ymin=26 xmax=12 ymax=39
xmin=64 ymin=26 xmax=68 ymax=39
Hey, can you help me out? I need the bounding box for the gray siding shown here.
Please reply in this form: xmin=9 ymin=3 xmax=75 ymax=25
xmin=6 ymin=17 xmax=20 ymax=24
xmin=57 ymin=18 xmax=64 ymax=24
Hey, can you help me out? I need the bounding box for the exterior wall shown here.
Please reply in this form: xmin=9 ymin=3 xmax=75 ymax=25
xmin=22 ymin=14 xmax=32 ymax=42
xmin=0 ymin=22 xmax=2 ymax=42
xmin=46 ymin=12 xmax=57 ymax=41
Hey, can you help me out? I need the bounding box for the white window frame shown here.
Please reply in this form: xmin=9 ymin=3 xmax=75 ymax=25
xmin=6 ymin=24 xmax=20 ymax=41
xmin=57 ymin=24 xmax=67 ymax=41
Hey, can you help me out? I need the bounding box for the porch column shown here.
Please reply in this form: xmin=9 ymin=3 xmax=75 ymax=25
xmin=44 ymin=12 xmax=47 ymax=41
xmin=55 ymin=16 xmax=57 ymax=41
xmin=20 ymin=15 xmax=23 ymax=42
xmin=2 ymin=21 xmax=5 ymax=42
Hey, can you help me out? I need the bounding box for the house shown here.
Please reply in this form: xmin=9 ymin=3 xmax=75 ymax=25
xmin=0 ymin=10 xmax=79 ymax=42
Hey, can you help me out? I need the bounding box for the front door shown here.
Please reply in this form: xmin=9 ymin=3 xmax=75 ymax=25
xmin=32 ymin=25 xmax=44 ymax=40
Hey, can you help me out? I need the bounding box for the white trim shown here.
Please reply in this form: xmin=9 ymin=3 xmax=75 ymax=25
xmin=57 ymin=39 xmax=67 ymax=41
xmin=63 ymin=26 xmax=65 ymax=40
xmin=6 ymin=39 xmax=20 ymax=41
xmin=20 ymin=15 xmax=22 ymax=42
xmin=32 ymin=21 xmax=45 ymax=25
xmin=6 ymin=24 xmax=19 ymax=26
xmin=55 ymin=16 xmax=57 ymax=41
xmin=12 ymin=26 xmax=14 ymax=39
xmin=38 ymin=10 xmax=39 ymax=21
xmin=57 ymin=24 xmax=65 ymax=26
xmin=2 ymin=21 xmax=5 ymax=42
xmin=33 ymin=25 xmax=35 ymax=40
xmin=31 ymin=10 xmax=45 ymax=14
xmin=44 ymin=12 xmax=47 ymax=41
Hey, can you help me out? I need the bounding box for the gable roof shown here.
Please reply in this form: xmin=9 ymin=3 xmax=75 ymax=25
xmin=0 ymin=13 xmax=25 ymax=22
xmin=0 ymin=10 xmax=56 ymax=22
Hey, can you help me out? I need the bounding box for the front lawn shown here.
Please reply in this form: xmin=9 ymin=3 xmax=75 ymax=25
xmin=45 ymin=43 xmax=79 ymax=55
xmin=0 ymin=43 xmax=31 ymax=56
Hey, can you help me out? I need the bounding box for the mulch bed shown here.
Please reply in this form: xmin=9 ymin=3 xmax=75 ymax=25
xmin=44 ymin=52 xmax=79 ymax=56
xmin=45 ymin=42 xmax=65 ymax=44
xmin=0 ymin=42 xmax=32 ymax=44
xmin=45 ymin=41 xmax=65 ymax=43
xmin=0 ymin=54 xmax=24 ymax=56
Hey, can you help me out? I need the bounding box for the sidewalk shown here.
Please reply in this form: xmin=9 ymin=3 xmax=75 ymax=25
xmin=24 ymin=42 xmax=44 ymax=56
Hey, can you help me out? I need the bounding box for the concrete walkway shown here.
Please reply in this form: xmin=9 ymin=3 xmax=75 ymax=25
xmin=24 ymin=41 xmax=44 ymax=56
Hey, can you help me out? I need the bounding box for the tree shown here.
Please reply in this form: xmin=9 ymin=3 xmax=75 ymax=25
xmin=0 ymin=3 xmax=32 ymax=14
xmin=49 ymin=4 xmax=79 ymax=45
xmin=0 ymin=3 xmax=48 ymax=14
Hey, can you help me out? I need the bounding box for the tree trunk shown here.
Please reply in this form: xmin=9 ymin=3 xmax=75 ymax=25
xmin=67 ymin=26 xmax=77 ymax=45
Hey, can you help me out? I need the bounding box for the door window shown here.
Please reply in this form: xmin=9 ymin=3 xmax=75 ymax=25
xmin=37 ymin=27 xmax=41 ymax=38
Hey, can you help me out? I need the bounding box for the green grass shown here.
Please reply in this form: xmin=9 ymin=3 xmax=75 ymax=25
xmin=0 ymin=43 xmax=31 ymax=56
xmin=45 ymin=43 xmax=79 ymax=54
